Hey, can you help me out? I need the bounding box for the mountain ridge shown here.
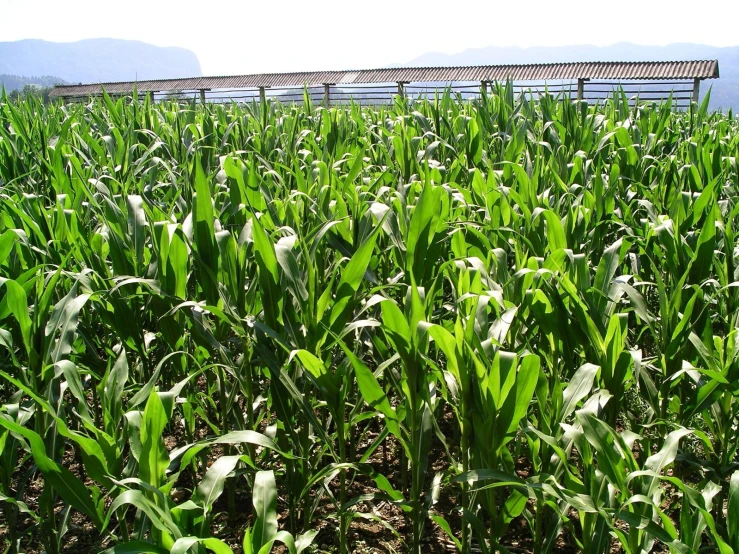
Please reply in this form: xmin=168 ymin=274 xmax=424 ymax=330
xmin=0 ymin=39 xmax=202 ymax=84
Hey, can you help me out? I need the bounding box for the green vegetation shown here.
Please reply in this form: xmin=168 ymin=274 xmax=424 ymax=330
xmin=1 ymin=74 xmax=64 ymax=104
xmin=5 ymin=84 xmax=54 ymax=104
xmin=0 ymin=74 xmax=64 ymax=92
xmin=0 ymin=86 xmax=738 ymax=554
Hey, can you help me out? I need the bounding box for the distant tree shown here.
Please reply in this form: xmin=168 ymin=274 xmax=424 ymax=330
xmin=163 ymin=90 xmax=189 ymax=102
xmin=7 ymin=84 xmax=54 ymax=104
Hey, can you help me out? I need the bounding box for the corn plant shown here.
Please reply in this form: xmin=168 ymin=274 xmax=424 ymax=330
xmin=1 ymin=85 xmax=739 ymax=554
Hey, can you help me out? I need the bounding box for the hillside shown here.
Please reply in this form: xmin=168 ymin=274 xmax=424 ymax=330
xmin=403 ymin=43 xmax=739 ymax=110
xmin=0 ymin=39 xmax=202 ymax=84
xmin=0 ymin=74 xmax=66 ymax=92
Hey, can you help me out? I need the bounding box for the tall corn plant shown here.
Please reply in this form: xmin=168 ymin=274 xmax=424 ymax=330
xmin=3 ymin=86 xmax=739 ymax=554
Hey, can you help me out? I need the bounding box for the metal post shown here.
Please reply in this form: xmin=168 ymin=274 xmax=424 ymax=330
xmin=259 ymin=86 xmax=268 ymax=126
xmin=576 ymin=78 xmax=585 ymax=101
xmin=323 ymin=83 xmax=331 ymax=109
xmin=199 ymin=89 xmax=206 ymax=105
xmin=692 ymin=78 xmax=701 ymax=104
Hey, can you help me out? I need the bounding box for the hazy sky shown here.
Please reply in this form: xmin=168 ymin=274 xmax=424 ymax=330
xmin=2 ymin=0 xmax=737 ymax=75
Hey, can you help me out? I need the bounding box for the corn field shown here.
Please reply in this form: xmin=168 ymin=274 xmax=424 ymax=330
xmin=1 ymin=86 xmax=739 ymax=554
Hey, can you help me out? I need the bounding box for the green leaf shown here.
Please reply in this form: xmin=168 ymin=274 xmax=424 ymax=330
xmin=329 ymin=225 xmax=380 ymax=325
xmin=295 ymin=530 xmax=318 ymax=554
xmin=171 ymin=537 xmax=235 ymax=554
xmin=561 ymin=363 xmax=599 ymax=420
xmin=251 ymin=215 xmax=281 ymax=327
xmin=193 ymin=455 xmax=243 ymax=513
xmin=0 ymin=491 xmax=39 ymax=521
xmin=127 ymin=195 xmax=147 ymax=271
xmin=139 ymin=390 xmax=169 ymax=491
xmin=542 ymin=210 xmax=567 ymax=252
xmin=578 ymin=412 xmax=628 ymax=488
xmin=503 ymin=353 xmax=540 ymax=436
xmin=592 ymin=238 xmax=627 ymax=315
xmin=99 ymin=541 xmax=169 ymax=554
xmin=380 ymin=299 xmax=413 ymax=362
xmin=728 ymin=471 xmax=739 ymax=547
xmin=406 ymin=179 xmax=441 ymax=283
xmin=193 ymin=155 xmax=219 ymax=304
xmin=645 ymin=428 xmax=691 ymax=474
xmin=339 ymin=342 xmax=402 ymax=440
xmin=105 ymin=489 xmax=178 ymax=537
xmin=0 ymin=279 xmax=32 ymax=353
xmin=104 ymin=348 xmax=129 ymax=423
xmin=252 ymin=470 xmax=278 ymax=553
xmin=45 ymin=284 xmax=91 ymax=365
xmin=430 ymin=514 xmax=462 ymax=551
xmin=0 ymin=417 xmax=104 ymax=529
xmin=258 ymin=531 xmax=296 ymax=554
xmin=616 ymin=510 xmax=691 ymax=554
xmin=274 ymin=242 xmax=309 ymax=306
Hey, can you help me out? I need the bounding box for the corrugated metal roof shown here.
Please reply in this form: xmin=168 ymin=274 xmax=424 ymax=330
xmin=50 ymin=60 xmax=720 ymax=98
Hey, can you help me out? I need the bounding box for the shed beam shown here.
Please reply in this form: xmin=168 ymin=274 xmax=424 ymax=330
xmin=259 ymin=86 xmax=268 ymax=126
xmin=692 ymin=78 xmax=701 ymax=104
xmin=397 ymin=81 xmax=408 ymax=98
xmin=199 ymin=89 xmax=206 ymax=105
xmin=576 ymin=78 xmax=587 ymax=101
xmin=323 ymin=83 xmax=332 ymax=108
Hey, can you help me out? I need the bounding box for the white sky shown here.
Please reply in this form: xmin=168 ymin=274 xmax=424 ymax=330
xmin=1 ymin=0 xmax=737 ymax=75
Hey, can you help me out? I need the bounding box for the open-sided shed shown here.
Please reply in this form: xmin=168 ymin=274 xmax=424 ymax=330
xmin=49 ymin=59 xmax=720 ymax=108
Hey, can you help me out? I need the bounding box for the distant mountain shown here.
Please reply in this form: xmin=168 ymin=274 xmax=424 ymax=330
xmin=1 ymin=74 xmax=66 ymax=92
xmin=0 ymin=39 xmax=202 ymax=84
xmin=402 ymin=43 xmax=739 ymax=110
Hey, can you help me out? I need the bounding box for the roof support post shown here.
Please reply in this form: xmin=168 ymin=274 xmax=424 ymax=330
xmin=259 ymin=86 xmax=268 ymax=127
xmin=576 ymin=78 xmax=586 ymax=101
xmin=397 ymin=81 xmax=407 ymax=99
xmin=323 ymin=83 xmax=331 ymax=109
xmin=199 ymin=89 xmax=206 ymax=105
xmin=692 ymin=78 xmax=701 ymax=104
xmin=481 ymin=80 xmax=489 ymax=95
